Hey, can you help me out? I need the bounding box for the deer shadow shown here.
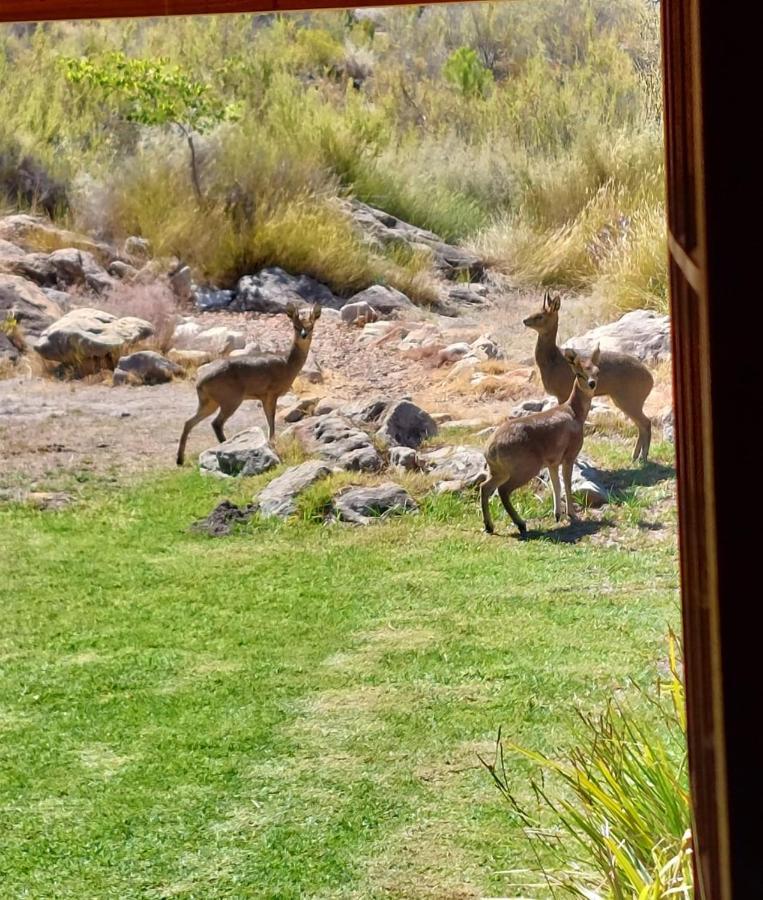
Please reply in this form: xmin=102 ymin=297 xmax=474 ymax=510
xmin=599 ymin=460 xmax=675 ymax=493
xmin=489 ymin=516 xmax=612 ymax=544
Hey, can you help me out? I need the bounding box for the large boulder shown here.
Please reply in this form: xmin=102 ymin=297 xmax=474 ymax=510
xmin=258 ymin=460 xmax=332 ymax=518
xmin=284 ymin=413 xmax=383 ymax=472
xmin=340 ymin=300 xmax=380 ymax=325
xmin=194 ymin=288 xmax=234 ymax=311
xmin=0 ymin=274 xmax=63 ymax=340
xmin=46 ymin=248 xmax=114 ymax=293
xmin=419 ymin=445 xmax=488 ymax=491
xmin=0 ymin=214 xmax=115 ymax=265
xmin=377 ymin=400 xmax=438 ymax=449
xmin=344 ymin=285 xmax=415 ymax=317
xmin=233 ymin=267 xmax=342 ymax=313
xmin=539 ymin=458 xmax=608 ymax=508
xmin=349 ymin=202 xmax=484 ymax=281
xmin=112 ymin=350 xmax=182 ymax=386
xmin=199 ymin=427 xmax=281 ymax=478
xmin=566 ymin=310 xmax=671 ymax=363
xmin=333 ymin=482 xmax=418 ymax=525
xmin=34 ymin=307 xmax=154 ymax=365
xmin=171 ymin=320 xmax=246 ymax=355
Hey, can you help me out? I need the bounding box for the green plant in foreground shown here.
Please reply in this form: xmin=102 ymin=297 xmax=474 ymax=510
xmin=62 ymin=52 xmax=239 ymax=202
xmin=443 ymin=47 xmax=494 ymax=99
xmin=483 ymin=634 xmax=692 ymax=899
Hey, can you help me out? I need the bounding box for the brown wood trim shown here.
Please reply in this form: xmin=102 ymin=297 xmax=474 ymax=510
xmin=668 ymin=231 xmax=702 ymax=294
xmin=0 ymin=0 xmax=396 ymax=24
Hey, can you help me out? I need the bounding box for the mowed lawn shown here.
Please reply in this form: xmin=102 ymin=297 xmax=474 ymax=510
xmin=0 ymin=443 xmax=679 ymax=899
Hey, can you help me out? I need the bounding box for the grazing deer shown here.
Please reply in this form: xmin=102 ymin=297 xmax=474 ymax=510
xmin=176 ymin=302 xmax=321 ymax=465
xmin=524 ymin=292 xmax=653 ymax=462
xmin=481 ymin=347 xmax=600 ymax=535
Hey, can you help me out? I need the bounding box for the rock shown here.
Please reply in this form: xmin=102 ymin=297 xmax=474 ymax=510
xmin=389 ymin=446 xmax=419 ymax=470
xmin=470 ymin=334 xmax=504 ymax=360
xmin=168 ymin=348 xmax=213 ymax=367
xmin=0 ymin=274 xmax=63 ymax=340
xmin=233 ymin=267 xmax=341 ymax=314
xmin=300 ymin=350 xmax=323 ymax=384
xmin=0 ymin=330 xmax=22 ymax=365
xmin=314 ymin=397 xmax=342 ymax=416
xmin=47 ymin=248 xmax=113 ymax=293
xmin=229 ymin=341 xmax=263 ymax=358
xmin=340 ymin=397 xmax=390 ymax=424
xmin=258 ymin=460 xmax=332 ymax=518
xmin=358 ymin=320 xmax=406 ymax=344
xmin=199 ymin=427 xmax=281 ymax=478
xmin=0 ymin=215 xmax=115 ymax=265
xmin=399 ymin=327 xmax=445 ymax=361
xmin=124 ymin=236 xmax=151 ymax=260
xmin=445 ymin=356 xmax=481 ymax=379
xmin=195 ymin=287 xmax=234 ymax=311
xmin=377 ymin=400 xmax=438 ymax=449
xmin=171 ymin=320 xmax=246 ymax=355
xmin=437 ymin=342 xmax=473 ymax=366
xmin=283 ymin=397 xmax=318 ymax=423
xmin=539 ymin=457 xmax=608 ymax=508
xmin=443 ymin=283 xmax=493 ymax=309
xmin=108 ymin=260 xmax=138 ymax=280
xmin=511 ymin=398 xmax=556 ymax=418
xmin=285 ymin=414 xmax=383 ymax=471
xmin=662 ymin=408 xmax=674 ymax=443
xmin=318 ymin=308 xmax=342 ymax=323
xmin=169 ymin=265 xmax=193 ymax=302
xmin=34 ymin=307 xmax=154 ymax=365
xmin=419 ymin=445 xmax=488 ymax=490
xmin=349 ymin=202 xmax=484 ymax=281
xmin=443 ymin=417 xmax=491 ymax=431
xmin=345 ymin=284 xmax=415 ymax=317
xmin=566 ymin=309 xmax=671 ymax=363
xmin=112 ymin=350 xmax=182 ymax=386
xmin=333 ymin=482 xmax=418 ymax=525
xmin=341 ymin=300 xmax=380 ymax=326
xmin=191 ymin=500 xmax=258 ymax=537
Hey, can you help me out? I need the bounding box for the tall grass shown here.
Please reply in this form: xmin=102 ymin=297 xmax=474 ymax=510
xmin=482 ymin=634 xmax=691 ymax=898
xmin=0 ymin=1 xmax=666 ymax=312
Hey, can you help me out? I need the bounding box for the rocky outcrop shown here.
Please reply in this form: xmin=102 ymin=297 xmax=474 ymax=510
xmin=333 ymin=482 xmax=418 ymax=524
xmin=418 ymin=445 xmax=488 ymax=491
xmin=566 ymin=309 xmax=671 ymax=363
xmin=233 ymin=267 xmax=342 ymax=314
xmin=344 ymin=284 xmax=415 ymax=317
xmin=199 ymin=427 xmax=281 ymax=477
xmin=34 ymin=307 xmax=153 ymax=365
xmin=0 ymin=274 xmax=63 ymax=340
xmin=377 ymin=400 xmax=438 ymax=449
xmin=284 ymin=413 xmax=383 ymax=472
xmin=112 ymin=350 xmax=182 ymax=386
xmin=171 ymin=320 xmax=246 ymax=355
xmin=257 ymin=460 xmax=332 ymax=518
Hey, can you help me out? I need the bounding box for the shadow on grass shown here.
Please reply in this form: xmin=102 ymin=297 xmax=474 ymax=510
xmin=600 ymin=460 xmax=675 ymax=493
xmin=489 ymin=517 xmax=612 ymax=544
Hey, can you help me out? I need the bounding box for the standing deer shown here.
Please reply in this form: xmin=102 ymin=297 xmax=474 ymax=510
xmin=524 ymin=292 xmax=653 ymax=462
xmin=481 ymin=347 xmax=600 ymax=535
xmin=176 ymin=302 xmax=321 ymax=465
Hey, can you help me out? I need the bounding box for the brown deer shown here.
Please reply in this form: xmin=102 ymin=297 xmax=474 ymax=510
xmin=481 ymin=347 xmax=600 ymax=535
xmin=524 ymin=292 xmax=653 ymax=462
xmin=176 ymin=302 xmax=321 ymax=465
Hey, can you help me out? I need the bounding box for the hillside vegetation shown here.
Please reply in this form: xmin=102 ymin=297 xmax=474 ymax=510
xmin=0 ymin=0 xmax=666 ymax=312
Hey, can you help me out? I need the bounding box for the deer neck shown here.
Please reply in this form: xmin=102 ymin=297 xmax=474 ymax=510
xmin=287 ymin=335 xmax=311 ymax=374
xmin=568 ymin=380 xmax=593 ymax=423
xmin=534 ymin=321 xmax=562 ymax=367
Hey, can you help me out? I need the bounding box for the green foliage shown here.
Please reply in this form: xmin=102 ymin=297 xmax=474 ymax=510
xmin=484 ymin=634 xmax=691 ymax=898
xmin=443 ymin=47 xmax=494 ymax=98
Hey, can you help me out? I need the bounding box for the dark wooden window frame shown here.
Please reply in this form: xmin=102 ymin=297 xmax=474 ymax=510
xmin=2 ymin=1 xmax=758 ymax=896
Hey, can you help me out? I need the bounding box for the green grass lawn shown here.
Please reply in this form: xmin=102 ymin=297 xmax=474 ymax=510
xmin=0 ymin=440 xmax=679 ymax=899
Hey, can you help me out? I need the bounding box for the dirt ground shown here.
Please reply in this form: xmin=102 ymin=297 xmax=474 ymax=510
xmin=0 ymin=297 xmax=672 ymax=494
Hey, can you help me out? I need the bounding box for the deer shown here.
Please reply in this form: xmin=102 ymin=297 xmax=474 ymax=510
xmin=481 ymin=346 xmax=600 ymax=535
xmin=176 ymin=302 xmax=321 ymax=465
xmin=524 ymin=291 xmax=653 ymax=463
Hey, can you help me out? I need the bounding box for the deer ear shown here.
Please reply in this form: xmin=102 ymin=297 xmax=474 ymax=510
xmin=285 ymin=302 xmax=297 ymax=319
xmin=542 ymin=290 xmax=550 ymax=310
xmin=563 ymin=348 xmax=578 ymax=365
xmin=550 ymin=293 xmax=562 ymax=312
xmin=591 ymin=343 xmax=601 ymax=365
xmin=311 ymin=304 xmax=322 ymax=320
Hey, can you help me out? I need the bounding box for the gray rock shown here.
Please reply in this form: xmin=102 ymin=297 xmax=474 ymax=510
xmin=662 ymin=408 xmax=674 ymax=443
xmin=0 ymin=330 xmax=22 ymax=365
xmin=195 ymin=288 xmax=234 ymax=311
xmin=340 ymin=397 xmax=390 ymax=424
xmin=377 ymin=400 xmax=438 ymax=449
xmin=566 ymin=309 xmax=671 ymax=363
xmin=333 ymin=482 xmax=418 ymax=525
xmin=389 ymin=446 xmax=419 ymax=470
xmin=199 ymin=427 xmax=281 ymax=478
xmin=169 ymin=265 xmax=194 ymax=302
xmin=0 ymin=274 xmax=63 ymax=339
xmin=108 ymin=260 xmax=139 ymax=280
xmin=283 ymin=397 xmax=318 ymax=423
xmin=233 ymin=267 xmax=341 ymax=314
xmin=340 ymin=300 xmax=380 ymax=325
xmin=112 ymin=350 xmax=182 ymax=386
xmin=34 ymin=307 xmax=154 ymax=364
xmin=419 ymin=445 xmax=488 ymax=489
xmin=47 ymin=247 xmax=113 ymax=292
xmin=171 ymin=321 xmax=245 ymax=355
xmin=258 ymin=460 xmax=332 ymax=518
xmin=345 ymin=284 xmax=415 ymax=317
xmin=191 ymin=500 xmax=258 ymax=537
xmin=511 ymin=398 xmax=556 ymax=418
xmin=285 ymin=414 xmax=383 ymax=472
xmin=539 ymin=458 xmax=608 ymax=508
xmin=301 ymin=350 xmax=323 ymax=384
xmin=124 ymin=236 xmax=151 ymax=260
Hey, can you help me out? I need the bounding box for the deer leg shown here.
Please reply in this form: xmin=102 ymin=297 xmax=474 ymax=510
xmin=547 ymin=466 xmax=563 ymax=522
xmin=480 ymin=476 xmax=501 ymax=534
xmin=212 ymin=398 xmax=242 ymax=444
xmin=562 ymin=461 xmax=578 ymax=520
xmin=262 ymin=394 xmax=277 ymax=442
xmin=612 ymin=397 xmax=652 ymax=463
xmin=177 ymin=396 xmax=218 ymax=465
xmin=497 ymin=481 xmax=527 ymax=535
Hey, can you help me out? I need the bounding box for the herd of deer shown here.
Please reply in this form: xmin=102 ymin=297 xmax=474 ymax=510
xmin=176 ymin=292 xmax=654 ymax=536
